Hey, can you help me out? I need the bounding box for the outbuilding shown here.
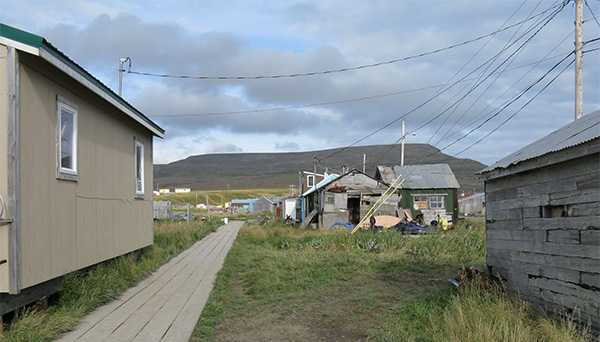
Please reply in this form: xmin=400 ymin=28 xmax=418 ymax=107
xmin=478 ymin=110 xmax=599 ymax=333
xmin=0 ymin=24 xmax=164 ymax=314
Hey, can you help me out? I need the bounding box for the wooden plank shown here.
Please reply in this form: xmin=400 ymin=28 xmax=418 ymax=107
xmin=581 ymin=272 xmax=599 ymax=288
xmin=576 ymin=172 xmax=600 ymax=190
xmin=550 ymin=188 xmax=599 ymax=206
xmin=487 ymin=238 xmax=598 ymax=259
xmin=487 ymin=229 xmax=545 ymax=242
xmin=528 ymin=277 xmax=598 ymax=302
xmin=569 ymin=202 xmax=600 ymax=217
xmin=546 ymin=229 xmax=580 ymax=244
xmin=487 ymin=255 xmax=581 ymax=284
xmin=523 ymin=216 xmax=599 ymax=230
xmin=580 ymin=230 xmax=600 ymax=245
xmin=486 ymin=219 xmax=523 ymax=230
xmin=487 ymin=248 xmax=598 ymax=273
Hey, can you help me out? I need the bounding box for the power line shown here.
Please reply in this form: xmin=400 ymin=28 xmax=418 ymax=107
xmin=148 ymin=53 xmax=569 ymax=119
xmin=584 ymin=0 xmax=600 ymax=28
xmin=127 ymin=3 xmax=564 ymax=81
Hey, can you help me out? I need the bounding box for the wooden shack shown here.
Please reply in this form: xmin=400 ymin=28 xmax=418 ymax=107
xmin=308 ymin=169 xmax=401 ymax=229
xmin=0 ymin=24 xmax=164 ymax=314
xmin=478 ymin=110 xmax=599 ymax=333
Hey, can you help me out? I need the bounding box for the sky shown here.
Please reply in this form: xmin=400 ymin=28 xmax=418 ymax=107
xmin=2 ymin=0 xmax=599 ymax=167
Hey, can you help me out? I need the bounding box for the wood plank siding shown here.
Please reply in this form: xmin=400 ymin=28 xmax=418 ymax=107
xmin=484 ymin=150 xmax=600 ymax=331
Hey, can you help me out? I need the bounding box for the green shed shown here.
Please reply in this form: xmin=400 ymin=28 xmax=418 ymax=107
xmin=375 ymin=164 xmax=460 ymax=225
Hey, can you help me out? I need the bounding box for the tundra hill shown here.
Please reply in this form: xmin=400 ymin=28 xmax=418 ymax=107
xmin=154 ymin=143 xmax=487 ymax=192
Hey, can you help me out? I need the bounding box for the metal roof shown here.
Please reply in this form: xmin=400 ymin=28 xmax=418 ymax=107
xmin=390 ymin=164 xmax=460 ymax=189
xmin=0 ymin=23 xmax=164 ymax=138
xmin=480 ymin=110 xmax=600 ymax=174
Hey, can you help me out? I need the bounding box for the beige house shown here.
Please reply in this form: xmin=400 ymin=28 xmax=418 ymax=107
xmin=0 ymin=24 xmax=164 ymax=313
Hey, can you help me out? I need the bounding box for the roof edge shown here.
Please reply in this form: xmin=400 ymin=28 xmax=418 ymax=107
xmin=1 ymin=23 xmax=164 ymax=138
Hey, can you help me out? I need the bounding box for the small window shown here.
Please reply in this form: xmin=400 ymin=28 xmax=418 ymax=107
xmin=307 ymin=175 xmax=315 ymax=187
xmin=57 ymin=97 xmax=78 ymax=181
xmin=430 ymin=196 xmax=445 ymax=209
xmin=135 ymin=139 xmax=144 ymax=198
xmin=413 ymin=195 xmax=428 ymax=209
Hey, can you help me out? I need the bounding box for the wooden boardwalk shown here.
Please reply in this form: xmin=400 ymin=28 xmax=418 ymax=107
xmin=57 ymin=220 xmax=242 ymax=342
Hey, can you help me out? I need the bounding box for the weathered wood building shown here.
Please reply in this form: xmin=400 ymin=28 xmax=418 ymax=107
xmin=304 ymin=169 xmax=401 ymax=229
xmin=0 ymin=24 xmax=164 ymax=314
xmin=478 ymin=110 xmax=599 ymax=333
xmin=376 ymin=164 xmax=460 ymax=225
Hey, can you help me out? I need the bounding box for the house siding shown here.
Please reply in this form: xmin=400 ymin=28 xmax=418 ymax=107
xmin=10 ymin=50 xmax=154 ymax=291
xmin=399 ymin=188 xmax=457 ymax=223
xmin=485 ymin=150 xmax=600 ymax=332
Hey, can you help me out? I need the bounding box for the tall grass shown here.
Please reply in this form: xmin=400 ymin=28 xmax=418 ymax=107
xmin=368 ymin=285 xmax=591 ymax=342
xmin=2 ymin=218 xmax=221 ymax=342
xmin=195 ymin=221 xmax=590 ymax=342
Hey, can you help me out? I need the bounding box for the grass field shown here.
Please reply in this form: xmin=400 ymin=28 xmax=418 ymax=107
xmin=154 ymin=188 xmax=289 ymax=206
xmin=192 ymin=220 xmax=590 ymax=342
xmin=1 ymin=218 xmax=590 ymax=341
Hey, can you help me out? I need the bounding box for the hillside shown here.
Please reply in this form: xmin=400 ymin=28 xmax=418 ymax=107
xmin=154 ymin=144 xmax=487 ymax=192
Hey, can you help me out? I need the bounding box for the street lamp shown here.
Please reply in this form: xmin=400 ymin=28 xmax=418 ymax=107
xmin=118 ymin=57 xmax=131 ymax=97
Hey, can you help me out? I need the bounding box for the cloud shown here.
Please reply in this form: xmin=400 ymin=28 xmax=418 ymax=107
xmin=2 ymin=1 xmax=597 ymax=167
xmin=275 ymin=142 xmax=300 ymax=151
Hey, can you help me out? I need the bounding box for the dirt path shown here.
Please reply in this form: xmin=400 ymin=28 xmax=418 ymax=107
xmin=56 ymin=221 xmax=242 ymax=342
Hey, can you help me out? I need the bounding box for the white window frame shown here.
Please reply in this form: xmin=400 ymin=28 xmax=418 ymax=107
xmin=429 ymin=195 xmax=445 ymax=209
xmin=56 ymin=96 xmax=78 ymax=181
xmin=413 ymin=195 xmax=428 ymax=209
xmin=307 ymin=175 xmax=315 ymax=187
xmin=135 ymin=139 xmax=145 ymax=198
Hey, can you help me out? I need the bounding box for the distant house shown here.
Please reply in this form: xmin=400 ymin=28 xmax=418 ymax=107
xmin=478 ymin=110 xmax=599 ymax=334
xmin=229 ymin=199 xmax=257 ymax=213
xmin=376 ymin=164 xmax=460 ymax=225
xmin=253 ymin=196 xmax=284 ymax=213
xmin=158 ymin=188 xmax=171 ymax=194
xmin=458 ymin=192 xmax=485 ymax=215
xmin=303 ymin=169 xmax=401 ymax=229
xmin=174 ymin=187 xmax=191 ymax=193
xmin=0 ymin=24 xmax=164 ymax=314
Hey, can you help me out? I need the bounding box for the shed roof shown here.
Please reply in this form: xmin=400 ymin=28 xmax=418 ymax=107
xmin=479 ymin=110 xmax=600 ymax=174
xmin=0 ymin=23 xmax=164 ymax=138
xmin=378 ymin=164 xmax=460 ymax=189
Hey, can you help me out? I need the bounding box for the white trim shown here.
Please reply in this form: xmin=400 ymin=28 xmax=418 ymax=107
xmin=135 ymin=139 xmax=145 ymax=199
xmin=7 ymin=47 xmax=21 ymax=294
xmin=0 ymin=37 xmax=40 ymax=56
xmin=56 ymin=96 xmax=78 ymax=181
xmin=39 ymin=48 xmax=164 ymax=138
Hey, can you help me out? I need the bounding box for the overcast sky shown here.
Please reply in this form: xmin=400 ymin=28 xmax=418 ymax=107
xmin=2 ymin=0 xmax=599 ymax=166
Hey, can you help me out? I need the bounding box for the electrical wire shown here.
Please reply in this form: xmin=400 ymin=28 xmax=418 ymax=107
xmin=149 ymin=53 xmax=568 ymax=118
xmin=584 ymin=0 xmax=600 ymax=28
xmin=319 ymin=0 xmax=567 ymax=163
xmin=126 ymin=3 xmax=564 ymax=81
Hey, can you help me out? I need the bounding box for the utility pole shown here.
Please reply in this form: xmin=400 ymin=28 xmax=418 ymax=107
xmin=363 ymin=154 xmax=366 ymax=173
xmin=574 ymin=0 xmax=583 ymax=120
xmin=313 ymin=156 xmax=317 ymax=188
xmin=401 ymin=119 xmax=416 ymax=166
xmin=206 ymin=194 xmax=211 ymax=221
xmin=118 ymin=57 xmax=131 ymax=97
xmin=401 ymin=119 xmax=406 ymax=166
